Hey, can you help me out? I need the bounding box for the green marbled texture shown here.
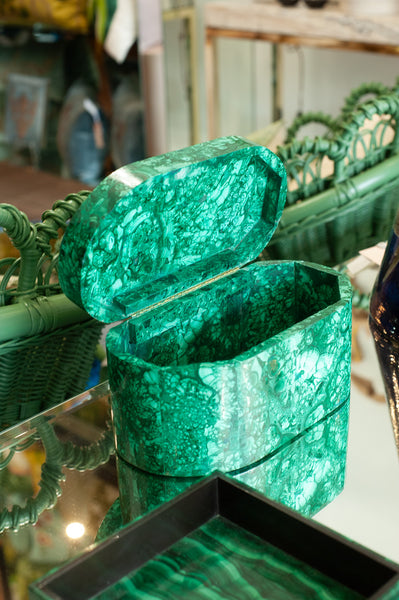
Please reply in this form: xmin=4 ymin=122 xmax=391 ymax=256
xmin=96 ymin=498 xmax=124 ymax=542
xmin=58 ymin=137 xmax=351 ymax=484
xmin=116 ymin=399 xmax=349 ymax=524
xmin=58 ymin=136 xmax=286 ymax=323
xmin=379 ymin=579 xmax=399 ymax=599
xmin=108 ymin=261 xmax=352 ymax=476
xmin=94 ymin=517 xmax=361 ymax=600
xmin=234 ymin=399 xmax=349 ymax=516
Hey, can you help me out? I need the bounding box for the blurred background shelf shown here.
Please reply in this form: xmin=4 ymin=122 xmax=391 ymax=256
xmin=205 ymin=0 xmax=399 ymax=138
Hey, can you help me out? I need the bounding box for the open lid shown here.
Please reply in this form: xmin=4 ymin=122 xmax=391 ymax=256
xmin=58 ymin=136 xmax=287 ymax=323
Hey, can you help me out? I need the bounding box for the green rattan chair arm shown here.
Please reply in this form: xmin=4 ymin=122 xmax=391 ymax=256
xmin=0 ymin=294 xmax=94 ymax=343
xmin=284 ymin=111 xmax=340 ymax=144
xmin=274 ymin=153 xmax=399 ymax=233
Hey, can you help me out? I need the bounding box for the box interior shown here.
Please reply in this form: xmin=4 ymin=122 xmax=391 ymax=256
xmin=122 ymin=262 xmax=340 ymax=366
xmin=31 ymin=476 xmax=399 ymax=600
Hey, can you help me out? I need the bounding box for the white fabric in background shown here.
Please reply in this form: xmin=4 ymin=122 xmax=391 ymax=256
xmin=104 ymin=0 xmax=138 ymax=64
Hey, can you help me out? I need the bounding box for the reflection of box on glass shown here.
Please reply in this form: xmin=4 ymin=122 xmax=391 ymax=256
xmin=58 ymin=136 xmax=352 ymax=516
xmin=5 ymin=73 xmax=48 ymax=165
xmin=117 ymin=400 xmax=349 ymax=523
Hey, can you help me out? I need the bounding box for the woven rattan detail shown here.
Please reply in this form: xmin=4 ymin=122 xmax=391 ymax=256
xmin=0 ymin=320 xmax=103 ymax=429
xmin=0 ymin=191 xmax=103 ymax=429
xmin=265 ymin=82 xmax=399 ymax=268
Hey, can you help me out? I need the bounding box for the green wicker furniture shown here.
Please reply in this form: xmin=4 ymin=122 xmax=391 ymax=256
xmin=264 ymin=82 xmax=399 ymax=267
xmin=0 ymin=192 xmax=103 ymax=430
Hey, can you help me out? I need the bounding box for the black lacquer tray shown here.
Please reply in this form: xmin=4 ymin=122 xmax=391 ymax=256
xmin=30 ymin=474 xmax=399 ymax=600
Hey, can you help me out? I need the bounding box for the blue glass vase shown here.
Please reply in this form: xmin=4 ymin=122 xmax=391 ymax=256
xmin=369 ymin=207 xmax=399 ymax=453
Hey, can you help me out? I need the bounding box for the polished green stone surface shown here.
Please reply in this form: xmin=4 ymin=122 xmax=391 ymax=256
xmin=379 ymin=579 xmax=399 ymax=600
xmin=93 ymin=517 xmax=361 ymax=600
xmin=116 ymin=399 xmax=349 ymax=524
xmin=58 ymin=136 xmax=351 ymax=485
xmin=234 ymin=399 xmax=349 ymax=516
xmin=108 ymin=261 xmax=352 ymax=476
xmin=58 ymin=136 xmax=286 ymax=323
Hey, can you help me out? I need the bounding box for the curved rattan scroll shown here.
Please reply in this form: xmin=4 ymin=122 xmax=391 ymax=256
xmin=340 ymin=82 xmax=390 ymax=119
xmin=0 ymin=191 xmax=90 ymax=306
xmin=277 ymin=84 xmax=399 ymax=207
xmin=285 ymin=111 xmax=340 ymax=144
xmin=0 ymin=419 xmax=114 ymax=533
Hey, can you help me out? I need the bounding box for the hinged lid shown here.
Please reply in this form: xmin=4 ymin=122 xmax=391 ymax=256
xmin=58 ymin=136 xmax=287 ymax=323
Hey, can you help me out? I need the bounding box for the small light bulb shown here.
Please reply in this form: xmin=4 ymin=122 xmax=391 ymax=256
xmin=66 ymin=522 xmax=86 ymax=539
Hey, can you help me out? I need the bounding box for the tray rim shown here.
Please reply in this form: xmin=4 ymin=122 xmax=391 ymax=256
xmin=30 ymin=473 xmax=399 ymax=600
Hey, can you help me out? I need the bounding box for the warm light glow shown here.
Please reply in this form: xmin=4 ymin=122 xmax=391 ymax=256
xmin=66 ymin=522 xmax=85 ymax=539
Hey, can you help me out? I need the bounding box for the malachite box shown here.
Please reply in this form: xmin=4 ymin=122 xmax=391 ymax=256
xmin=30 ymin=474 xmax=399 ymax=600
xmin=58 ymin=136 xmax=352 ymax=507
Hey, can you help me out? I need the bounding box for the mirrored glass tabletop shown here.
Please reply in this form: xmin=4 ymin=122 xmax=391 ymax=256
xmin=0 ymin=314 xmax=398 ymax=599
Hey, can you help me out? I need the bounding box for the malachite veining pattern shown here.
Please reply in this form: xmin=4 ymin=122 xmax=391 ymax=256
xmin=92 ymin=517 xmax=362 ymax=600
xmin=58 ymin=136 xmax=351 ymax=492
xmin=116 ymin=399 xmax=349 ymax=525
xmin=108 ymin=261 xmax=352 ymax=476
xmin=234 ymin=400 xmax=349 ymax=516
xmin=377 ymin=579 xmax=399 ymax=600
xmin=58 ymin=136 xmax=287 ymax=323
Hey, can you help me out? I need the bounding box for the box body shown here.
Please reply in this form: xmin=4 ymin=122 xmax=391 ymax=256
xmin=57 ymin=136 xmax=352 ymax=515
xmin=107 ymin=261 xmax=352 ymax=476
xmin=115 ymin=398 xmax=349 ymax=524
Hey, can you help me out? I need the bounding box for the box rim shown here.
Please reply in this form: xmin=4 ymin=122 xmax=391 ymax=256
xmin=106 ymin=259 xmax=352 ymax=371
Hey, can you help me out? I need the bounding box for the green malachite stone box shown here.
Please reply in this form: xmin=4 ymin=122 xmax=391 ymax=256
xmin=58 ymin=136 xmax=352 ymax=513
xmin=116 ymin=399 xmax=349 ymax=523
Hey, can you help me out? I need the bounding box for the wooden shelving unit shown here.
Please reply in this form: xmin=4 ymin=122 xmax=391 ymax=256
xmin=205 ymin=0 xmax=399 ymax=137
